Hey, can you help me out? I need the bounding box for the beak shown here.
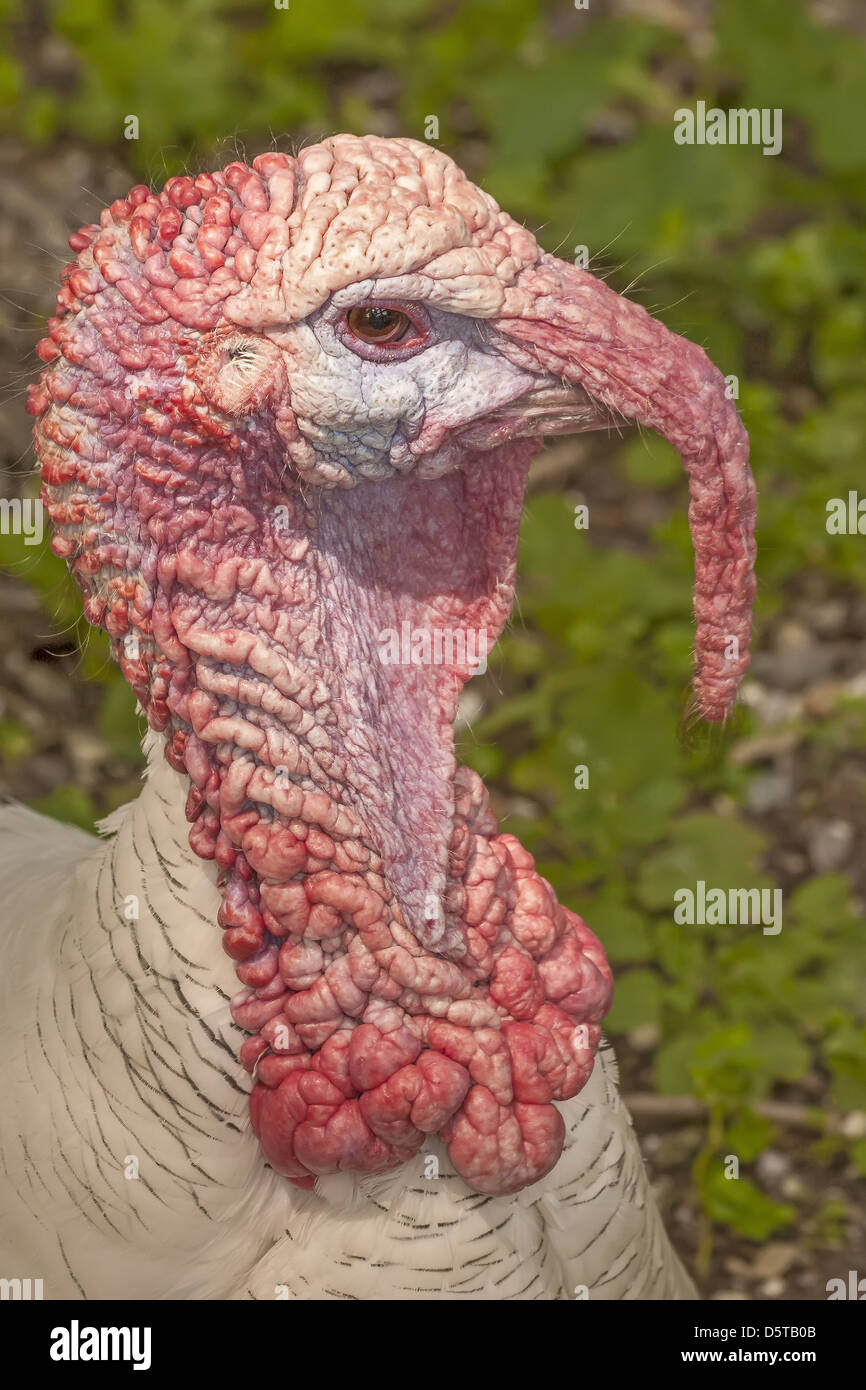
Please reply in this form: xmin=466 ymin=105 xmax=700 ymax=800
xmin=491 ymin=253 xmax=757 ymax=723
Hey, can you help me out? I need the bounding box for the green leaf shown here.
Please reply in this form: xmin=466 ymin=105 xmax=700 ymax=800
xmin=824 ymin=1025 xmax=866 ymax=1110
xmin=655 ymin=1029 xmax=705 ymax=1096
xmin=636 ymin=813 xmax=768 ymax=913
xmin=623 ymin=434 xmax=682 ymax=489
xmin=0 ymin=530 xmax=84 ymax=636
xmin=716 ymin=0 xmax=866 ymax=175
xmin=724 ymin=1110 xmax=776 ymax=1163
xmin=479 ymin=21 xmax=638 ymax=208
xmin=787 ymin=873 xmax=860 ymax=933
xmin=700 ymin=1165 xmax=795 ymax=1242
xmin=814 ymin=301 xmax=866 ymax=391
xmin=552 ymin=127 xmax=767 ymax=264
xmin=0 ymin=718 xmax=33 ymax=766
xmin=749 ymin=1024 xmax=811 ymax=1087
xmin=592 ymin=893 xmax=652 ymax=964
xmin=29 ymin=785 xmax=99 ymax=834
xmin=690 ymin=1024 xmax=765 ymax=1107
xmin=605 ymin=968 xmax=661 ymax=1032
xmin=97 ymin=679 xmax=145 ymax=763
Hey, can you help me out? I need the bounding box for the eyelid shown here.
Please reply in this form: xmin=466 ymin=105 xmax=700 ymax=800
xmin=346 ymin=306 xmax=411 ymax=344
xmin=337 ymin=299 xmax=433 ymax=360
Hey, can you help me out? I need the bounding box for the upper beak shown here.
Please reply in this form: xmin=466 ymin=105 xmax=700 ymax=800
xmin=490 ymin=253 xmax=757 ymax=723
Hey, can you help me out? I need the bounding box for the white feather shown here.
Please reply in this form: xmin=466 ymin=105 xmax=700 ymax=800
xmin=0 ymin=736 xmax=694 ymax=1299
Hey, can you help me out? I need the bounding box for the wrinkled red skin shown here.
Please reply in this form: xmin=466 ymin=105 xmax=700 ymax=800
xmin=27 ymin=138 xmax=754 ymax=1195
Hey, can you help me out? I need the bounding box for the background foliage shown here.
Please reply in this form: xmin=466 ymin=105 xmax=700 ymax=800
xmin=1 ymin=0 xmax=865 ymax=1281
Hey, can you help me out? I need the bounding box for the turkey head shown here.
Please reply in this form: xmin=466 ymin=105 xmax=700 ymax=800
xmin=28 ymin=135 xmax=756 ymax=1196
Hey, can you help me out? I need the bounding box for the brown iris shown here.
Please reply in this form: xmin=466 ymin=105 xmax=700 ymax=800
xmin=345 ymin=305 xmax=413 ymax=345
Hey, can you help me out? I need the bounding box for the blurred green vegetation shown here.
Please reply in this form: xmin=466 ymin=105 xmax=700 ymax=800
xmin=2 ymin=0 xmax=866 ymax=1253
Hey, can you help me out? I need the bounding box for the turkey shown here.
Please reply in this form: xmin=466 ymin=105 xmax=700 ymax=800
xmin=1 ymin=134 xmax=755 ymax=1300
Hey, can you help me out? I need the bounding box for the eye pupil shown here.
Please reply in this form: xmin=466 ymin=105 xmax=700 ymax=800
xmin=346 ymin=305 xmax=416 ymax=345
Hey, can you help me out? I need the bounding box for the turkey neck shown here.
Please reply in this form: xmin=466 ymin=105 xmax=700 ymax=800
xmin=55 ymin=737 xmax=286 ymax=1259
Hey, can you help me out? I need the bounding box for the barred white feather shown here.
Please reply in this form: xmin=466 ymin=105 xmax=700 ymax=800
xmin=0 ymin=733 xmax=695 ymax=1300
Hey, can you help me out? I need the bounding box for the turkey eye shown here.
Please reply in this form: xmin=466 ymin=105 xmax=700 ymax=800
xmin=345 ymin=306 xmax=412 ymax=344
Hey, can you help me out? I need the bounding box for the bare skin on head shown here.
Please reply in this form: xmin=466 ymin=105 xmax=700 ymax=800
xmin=28 ymin=135 xmax=756 ymax=1197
